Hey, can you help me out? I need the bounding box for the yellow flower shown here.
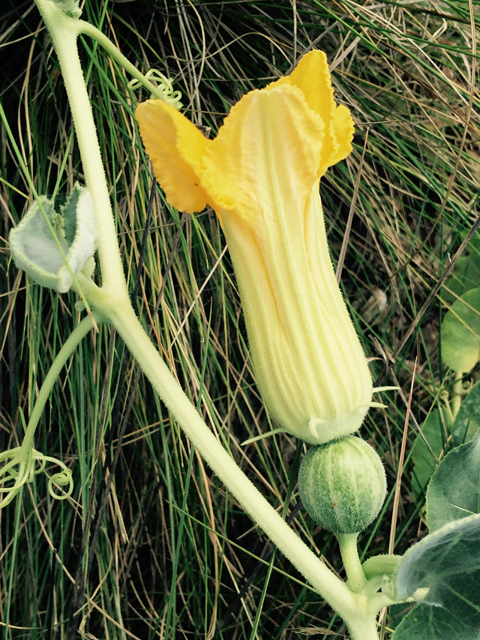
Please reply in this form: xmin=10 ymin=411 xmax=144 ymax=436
xmin=136 ymin=51 xmax=373 ymax=445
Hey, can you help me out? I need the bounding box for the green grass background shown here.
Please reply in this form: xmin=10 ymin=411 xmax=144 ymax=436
xmin=0 ymin=0 xmax=479 ymax=638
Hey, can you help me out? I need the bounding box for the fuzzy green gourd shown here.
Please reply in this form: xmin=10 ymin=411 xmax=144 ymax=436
xmin=299 ymin=436 xmax=386 ymax=534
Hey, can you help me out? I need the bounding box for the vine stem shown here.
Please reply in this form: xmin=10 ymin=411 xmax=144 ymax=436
xmin=337 ymin=533 xmax=367 ymax=593
xmin=77 ymin=21 xmax=180 ymax=104
xmin=0 ymin=315 xmax=94 ymax=508
xmin=80 ymin=277 xmax=380 ymax=639
xmin=33 ymin=2 xmax=381 ymax=636
xmin=35 ymin=0 xmax=128 ymax=294
xmin=22 ymin=314 xmax=96 ymax=450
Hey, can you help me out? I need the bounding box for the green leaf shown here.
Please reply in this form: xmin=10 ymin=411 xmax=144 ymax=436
xmin=385 ymin=602 xmax=416 ymax=637
xmin=9 ymin=184 xmax=97 ymax=293
xmin=393 ymin=514 xmax=480 ymax=640
xmin=387 ymin=603 xmax=416 ymax=632
xmin=411 ymin=408 xmax=451 ymax=496
xmin=441 ymin=287 xmax=480 ymax=372
xmin=459 ymin=228 xmax=480 ymax=258
xmin=426 ymin=430 xmax=480 ymax=532
xmin=442 ymin=254 xmax=480 ymax=304
xmin=451 ymin=381 xmax=480 ymax=447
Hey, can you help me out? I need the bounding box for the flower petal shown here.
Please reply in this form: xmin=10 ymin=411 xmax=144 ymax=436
xmin=268 ymin=51 xmax=335 ymax=125
xmin=268 ymin=51 xmax=354 ymax=176
xmin=222 ymin=180 xmax=372 ymax=444
xmin=202 ymin=85 xmax=370 ymax=442
xmin=199 ymin=93 xmax=255 ymax=214
xmin=203 ymin=85 xmax=325 ymax=221
xmin=136 ymin=100 xmax=210 ymax=213
xmin=329 ymin=104 xmax=355 ymax=168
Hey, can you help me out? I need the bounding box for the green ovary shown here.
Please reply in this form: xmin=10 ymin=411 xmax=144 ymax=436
xmin=298 ymin=436 xmax=387 ymax=534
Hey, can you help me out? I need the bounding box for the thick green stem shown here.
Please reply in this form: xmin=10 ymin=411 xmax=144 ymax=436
xmin=112 ymin=302 xmax=377 ymax=638
xmin=79 ymin=278 xmax=379 ymax=638
xmin=32 ymin=4 xmax=381 ymax=635
xmin=337 ymin=533 xmax=367 ymax=593
xmin=348 ymin=618 xmax=379 ymax=640
xmin=34 ymin=0 xmax=127 ymax=294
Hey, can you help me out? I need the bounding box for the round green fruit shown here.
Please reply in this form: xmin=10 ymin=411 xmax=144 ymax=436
xmin=298 ymin=436 xmax=386 ymax=534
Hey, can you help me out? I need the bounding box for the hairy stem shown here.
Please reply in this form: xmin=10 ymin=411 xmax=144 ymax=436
xmin=32 ymin=3 xmax=381 ymax=635
xmin=79 ymin=277 xmax=379 ymax=637
xmin=34 ymin=0 xmax=127 ymax=294
xmin=337 ymin=533 xmax=367 ymax=593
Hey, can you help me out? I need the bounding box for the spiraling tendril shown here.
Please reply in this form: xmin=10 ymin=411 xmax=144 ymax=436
xmin=128 ymin=69 xmax=183 ymax=109
xmin=439 ymin=389 xmax=450 ymax=404
xmin=0 ymin=319 xmax=94 ymax=511
xmin=0 ymin=445 xmax=73 ymax=508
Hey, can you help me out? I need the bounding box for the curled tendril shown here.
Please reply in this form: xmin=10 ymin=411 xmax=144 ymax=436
xmin=0 ymin=446 xmax=73 ymax=508
xmin=439 ymin=389 xmax=450 ymax=404
xmin=43 ymin=456 xmax=74 ymax=500
xmin=128 ymin=69 xmax=183 ymax=109
xmin=461 ymin=378 xmax=474 ymax=396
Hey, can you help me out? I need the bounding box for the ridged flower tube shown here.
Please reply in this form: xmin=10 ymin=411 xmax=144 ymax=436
xmin=136 ymin=51 xmax=373 ymax=445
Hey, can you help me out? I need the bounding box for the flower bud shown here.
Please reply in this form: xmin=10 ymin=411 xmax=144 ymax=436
xmin=136 ymin=50 xmax=376 ymax=445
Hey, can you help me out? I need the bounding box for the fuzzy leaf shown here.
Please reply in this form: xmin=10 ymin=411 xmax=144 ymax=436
xmin=426 ymin=430 xmax=480 ymax=532
xmin=451 ymin=381 xmax=480 ymax=447
xmin=442 ymin=254 xmax=480 ymax=304
xmin=393 ymin=514 xmax=480 ymax=640
xmin=441 ymin=288 xmax=480 ymax=372
xmin=9 ymin=184 xmax=97 ymax=293
xmin=410 ymin=408 xmax=450 ymax=497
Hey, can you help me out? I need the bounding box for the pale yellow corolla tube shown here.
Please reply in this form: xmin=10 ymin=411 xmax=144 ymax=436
xmin=136 ymin=51 xmax=374 ymax=445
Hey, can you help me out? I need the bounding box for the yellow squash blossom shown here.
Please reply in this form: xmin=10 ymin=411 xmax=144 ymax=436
xmin=136 ymin=51 xmax=374 ymax=445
